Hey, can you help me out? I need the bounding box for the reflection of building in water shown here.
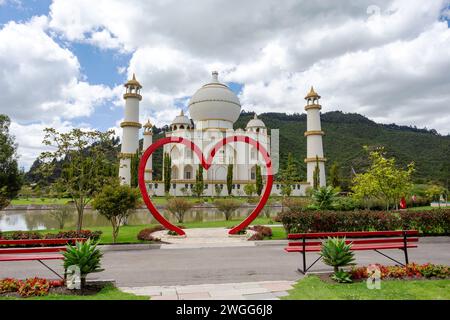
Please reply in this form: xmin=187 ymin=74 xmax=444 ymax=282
xmin=118 ymin=72 xmax=326 ymax=196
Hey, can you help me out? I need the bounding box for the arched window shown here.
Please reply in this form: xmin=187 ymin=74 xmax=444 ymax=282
xmin=250 ymin=166 xmax=256 ymax=180
xmin=184 ymin=165 xmax=193 ymax=180
xmin=171 ymin=166 xmax=179 ymax=180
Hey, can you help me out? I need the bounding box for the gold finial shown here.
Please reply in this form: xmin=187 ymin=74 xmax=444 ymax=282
xmin=143 ymin=119 xmax=153 ymax=128
xmin=305 ymin=86 xmax=320 ymax=100
xmin=125 ymin=73 xmax=142 ymax=88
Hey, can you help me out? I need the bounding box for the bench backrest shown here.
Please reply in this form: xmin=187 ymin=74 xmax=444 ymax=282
xmin=287 ymin=230 xmax=418 ymax=240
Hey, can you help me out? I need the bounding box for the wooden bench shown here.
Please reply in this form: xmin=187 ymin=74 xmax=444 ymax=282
xmin=284 ymin=230 xmax=419 ymax=274
xmin=0 ymin=238 xmax=85 ymax=279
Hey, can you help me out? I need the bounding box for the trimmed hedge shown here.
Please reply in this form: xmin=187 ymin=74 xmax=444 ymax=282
xmin=278 ymin=209 xmax=450 ymax=235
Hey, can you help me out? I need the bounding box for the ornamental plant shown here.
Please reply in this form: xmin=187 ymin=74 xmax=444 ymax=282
xmin=320 ymin=237 xmax=355 ymax=274
xmin=63 ymin=239 xmax=104 ymax=288
xmin=214 ymin=198 xmax=241 ymax=221
xmin=166 ymin=198 xmax=194 ymax=223
xmin=0 ymin=278 xmax=22 ymax=294
xmin=17 ymin=278 xmax=50 ymax=297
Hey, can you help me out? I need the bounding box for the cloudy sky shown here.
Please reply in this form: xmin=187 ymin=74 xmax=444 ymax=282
xmin=1 ymin=0 xmax=449 ymax=170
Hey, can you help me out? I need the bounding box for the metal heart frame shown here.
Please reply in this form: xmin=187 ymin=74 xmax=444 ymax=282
xmin=138 ymin=135 xmax=274 ymax=235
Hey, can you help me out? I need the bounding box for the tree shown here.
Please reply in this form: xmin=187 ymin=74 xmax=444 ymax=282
xmin=92 ymin=181 xmax=141 ymax=243
xmin=313 ymin=156 xmax=320 ymax=190
xmin=39 ymin=128 xmax=117 ymax=232
xmin=243 ymin=184 xmax=256 ymax=197
xmin=50 ymin=204 xmax=74 ymax=229
xmin=226 ymin=164 xmax=233 ymax=196
xmin=280 ymin=153 xmax=298 ymax=197
xmin=0 ymin=115 xmax=22 ymax=210
xmin=328 ymin=162 xmax=341 ymax=189
xmin=352 ymin=147 xmax=415 ymax=210
xmin=214 ymin=199 xmax=241 ymax=221
xmin=166 ymin=198 xmax=193 ymax=223
xmin=426 ymin=185 xmax=446 ymax=208
xmin=130 ymin=150 xmax=141 ymax=188
xmin=255 ymin=165 xmax=263 ymax=196
xmin=192 ymin=164 xmax=205 ymax=198
xmin=163 ymin=152 xmax=172 ymax=194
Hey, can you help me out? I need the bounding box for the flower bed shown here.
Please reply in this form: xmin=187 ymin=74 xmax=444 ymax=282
xmin=0 ymin=278 xmax=64 ymax=298
xmin=278 ymin=209 xmax=450 ymax=235
xmin=0 ymin=230 xmax=102 ymax=246
xmin=350 ymin=263 xmax=450 ymax=280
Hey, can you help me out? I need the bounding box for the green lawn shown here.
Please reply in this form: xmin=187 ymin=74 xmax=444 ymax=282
xmin=282 ymin=276 xmax=450 ymax=300
xmin=0 ymin=284 xmax=148 ymax=300
xmin=11 ymin=198 xmax=74 ymax=205
xmin=3 ymin=217 xmax=284 ymax=244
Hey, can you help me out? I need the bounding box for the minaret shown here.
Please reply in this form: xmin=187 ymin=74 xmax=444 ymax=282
xmin=143 ymin=119 xmax=153 ymax=181
xmin=304 ymin=87 xmax=326 ymax=187
xmin=119 ymin=74 xmax=142 ymax=185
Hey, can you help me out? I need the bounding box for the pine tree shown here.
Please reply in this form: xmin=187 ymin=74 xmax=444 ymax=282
xmin=313 ymin=156 xmax=320 ymax=190
xmin=227 ymin=164 xmax=233 ymax=196
xmin=280 ymin=153 xmax=298 ymax=196
xmin=329 ymin=162 xmax=340 ymax=188
xmin=192 ymin=164 xmax=204 ymax=197
xmin=255 ymin=165 xmax=263 ymax=196
xmin=163 ymin=153 xmax=172 ymax=194
xmin=130 ymin=150 xmax=141 ymax=188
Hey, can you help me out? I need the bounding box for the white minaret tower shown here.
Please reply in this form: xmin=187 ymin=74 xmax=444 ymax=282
xmin=143 ymin=119 xmax=153 ymax=181
xmin=304 ymin=87 xmax=326 ymax=187
xmin=119 ymin=74 xmax=142 ymax=185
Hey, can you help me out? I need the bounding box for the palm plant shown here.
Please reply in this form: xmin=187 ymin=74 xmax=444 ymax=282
xmin=312 ymin=186 xmax=339 ymax=209
xmin=320 ymin=237 xmax=355 ymax=273
xmin=63 ymin=239 xmax=104 ymax=288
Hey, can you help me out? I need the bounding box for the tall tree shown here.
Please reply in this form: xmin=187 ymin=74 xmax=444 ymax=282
xmin=192 ymin=164 xmax=205 ymax=198
xmin=39 ymin=128 xmax=116 ymax=232
xmin=352 ymin=147 xmax=415 ymax=210
xmin=255 ymin=165 xmax=263 ymax=196
xmin=313 ymin=156 xmax=320 ymax=190
xmin=328 ymin=162 xmax=340 ymax=189
xmin=163 ymin=152 xmax=172 ymax=194
xmin=0 ymin=115 xmax=22 ymax=210
xmin=280 ymin=153 xmax=298 ymax=197
xmin=227 ymin=164 xmax=233 ymax=196
xmin=130 ymin=150 xmax=141 ymax=188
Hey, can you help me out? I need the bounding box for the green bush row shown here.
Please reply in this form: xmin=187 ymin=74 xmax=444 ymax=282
xmin=278 ymin=209 xmax=450 ymax=235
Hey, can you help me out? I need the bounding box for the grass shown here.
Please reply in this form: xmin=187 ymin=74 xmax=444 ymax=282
xmin=282 ymin=276 xmax=450 ymax=300
xmin=11 ymin=198 xmax=73 ymax=205
xmin=0 ymin=284 xmax=148 ymax=300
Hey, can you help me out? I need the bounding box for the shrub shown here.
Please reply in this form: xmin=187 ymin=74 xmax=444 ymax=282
xmin=137 ymin=226 xmax=165 ymax=241
xmin=4 ymin=231 xmax=42 ymax=240
xmin=63 ymin=239 xmax=104 ymax=288
xmin=49 ymin=205 xmax=74 ymax=229
xmin=249 ymin=225 xmax=273 ymax=237
xmin=320 ymin=237 xmax=355 ymax=273
xmin=17 ymin=278 xmax=50 ymax=297
xmin=331 ymin=270 xmax=353 ymax=283
xmin=0 ymin=278 xmax=22 ymax=294
xmin=214 ymin=199 xmax=241 ymax=221
xmin=282 ymin=197 xmax=310 ymax=212
xmin=44 ymin=230 xmax=103 ymax=241
xmin=277 ymin=209 xmax=450 ymax=235
xmin=332 ymin=197 xmax=360 ymax=211
xmin=312 ymin=186 xmax=339 ymax=209
xmin=166 ymin=198 xmax=193 ymax=223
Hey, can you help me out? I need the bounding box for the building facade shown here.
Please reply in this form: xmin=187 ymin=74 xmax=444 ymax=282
xmin=119 ymin=72 xmax=326 ymax=196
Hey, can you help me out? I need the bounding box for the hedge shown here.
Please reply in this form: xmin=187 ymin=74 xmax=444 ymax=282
xmin=278 ymin=209 xmax=450 ymax=235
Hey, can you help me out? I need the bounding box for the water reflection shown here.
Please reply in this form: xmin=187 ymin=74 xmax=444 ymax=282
xmin=0 ymin=207 xmax=282 ymax=232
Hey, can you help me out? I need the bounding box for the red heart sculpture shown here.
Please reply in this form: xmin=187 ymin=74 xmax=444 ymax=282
xmin=138 ymin=135 xmax=273 ymax=235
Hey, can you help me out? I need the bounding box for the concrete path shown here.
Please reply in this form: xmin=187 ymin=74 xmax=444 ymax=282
xmin=121 ymin=280 xmax=295 ymax=300
xmin=154 ymin=227 xmax=257 ymax=249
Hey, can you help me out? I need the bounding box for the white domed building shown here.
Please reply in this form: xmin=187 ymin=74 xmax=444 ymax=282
xmin=119 ymin=71 xmax=323 ymax=196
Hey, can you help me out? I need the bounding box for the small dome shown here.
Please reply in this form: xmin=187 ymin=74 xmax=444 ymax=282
xmin=171 ymin=110 xmax=191 ymax=126
xmin=188 ymin=71 xmax=241 ymax=124
xmin=125 ymin=73 xmax=142 ymax=88
xmin=246 ymin=113 xmax=266 ymax=129
xmin=305 ymin=86 xmax=320 ymax=100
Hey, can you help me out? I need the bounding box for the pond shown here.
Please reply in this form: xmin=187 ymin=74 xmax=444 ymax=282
xmin=0 ymin=206 xmax=282 ymax=232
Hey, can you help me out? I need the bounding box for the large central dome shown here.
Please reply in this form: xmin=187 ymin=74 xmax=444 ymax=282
xmin=188 ymin=71 xmax=241 ymax=127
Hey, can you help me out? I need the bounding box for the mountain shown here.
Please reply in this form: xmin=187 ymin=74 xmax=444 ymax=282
xmin=25 ymin=111 xmax=450 ymax=187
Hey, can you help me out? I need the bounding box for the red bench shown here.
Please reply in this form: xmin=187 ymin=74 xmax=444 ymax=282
xmin=284 ymin=230 xmax=419 ymax=274
xmin=0 ymin=238 xmax=85 ymax=279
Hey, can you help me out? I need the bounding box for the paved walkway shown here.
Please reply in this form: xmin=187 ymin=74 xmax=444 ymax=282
xmin=154 ymin=227 xmax=257 ymax=249
xmin=121 ymin=280 xmax=295 ymax=300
